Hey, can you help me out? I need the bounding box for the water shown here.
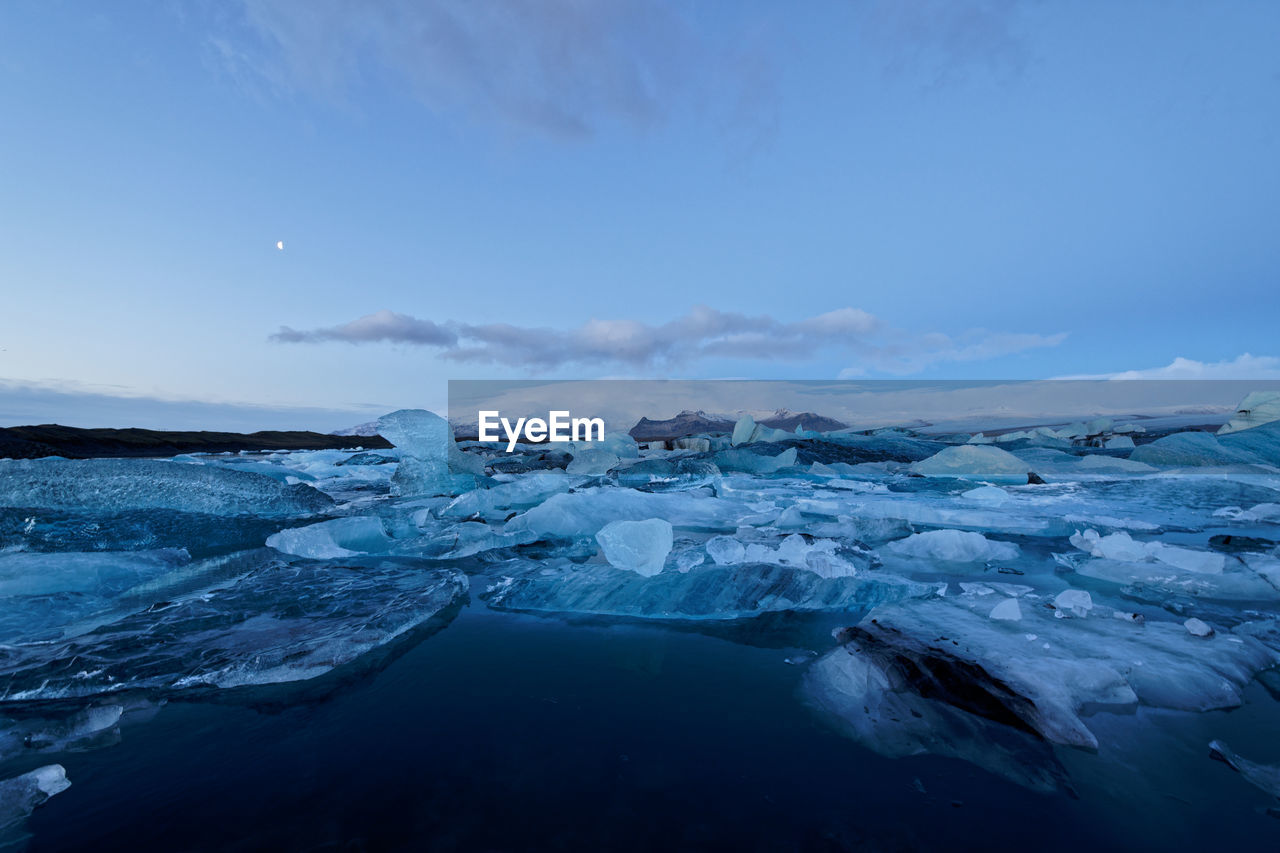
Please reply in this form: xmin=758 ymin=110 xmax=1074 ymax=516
xmin=18 ymin=605 xmax=1280 ymax=851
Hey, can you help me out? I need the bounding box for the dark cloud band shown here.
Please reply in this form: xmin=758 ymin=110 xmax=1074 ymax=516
xmin=269 ymin=305 xmax=1065 ymax=373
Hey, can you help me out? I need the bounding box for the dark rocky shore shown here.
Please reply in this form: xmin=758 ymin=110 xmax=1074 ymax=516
xmin=0 ymin=424 xmax=392 ymax=460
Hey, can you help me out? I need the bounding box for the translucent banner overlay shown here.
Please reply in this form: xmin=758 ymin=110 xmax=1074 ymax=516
xmin=449 ymin=379 xmax=1280 ymax=444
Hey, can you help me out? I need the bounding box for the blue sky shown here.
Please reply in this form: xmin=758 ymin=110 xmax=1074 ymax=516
xmin=2 ymin=0 xmax=1278 ymax=430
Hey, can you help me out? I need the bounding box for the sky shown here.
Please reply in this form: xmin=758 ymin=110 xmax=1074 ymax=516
xmin=1 ymin=0 xmax=1278 ymax=430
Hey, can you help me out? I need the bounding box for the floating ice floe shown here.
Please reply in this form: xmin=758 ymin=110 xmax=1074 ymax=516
xmin=0 ymin=764 xmax=70 ymax=836
xmin=441 ymin=470 xmax=577 ymax=520
xmin=266 ymin=516 xmax=393 ymax=559
xmin=909 ymin=445 xmax=1033 ymax=484
xmin=0 ymin=458 xmax=333 ymax=516
xmin=595 ymin=518 xmax=674 ymax=576
xmin=1068 ymin=529 xmax=1226 ymax=574
xmin=0 ymin=551 xmax=468 ymax=701
xmin=506 ymin=488 xmax=740 ymax=540
xmin=1218 ymin=391 xmax=1280 ymax=435
xmin=378 ymin=409 xmax=486 ymax=496
xmin=701 ymin=533 xmax=868 ymax=579
xmin=884 ymin=529 xmax=1020 ymax=564
xmin=805 ymin=594 xmax=1278 ymax=757
xmin=1209 ymin=739 xmax=1280 ymax=801
xmin=481 ymin=558 xmax=934 ymax=620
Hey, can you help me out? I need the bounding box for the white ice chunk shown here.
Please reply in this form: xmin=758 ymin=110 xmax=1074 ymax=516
xmin=266 ymin=516 xmax=392 ymax=559
xmin=1184 ymin=617 xmax=1215 ymax=637
xmin=713 ymin=447 xmax=798 ymax=474
xmin=0 ymin=764 xmax=70 ymax=831
xmin=731 ymin=415 xmax=756 ymax=446
xmin=595 ymin=519 xmax=674 ymax=577
xmin=909 ymin=445 xmax=1032 ymax=484
xmin=989 ymin=598 xmax=1023 ymax=621
xmin=706 ymin=535 xmax=747 ymax=565
xmin=1053 ymin=589 xmax=1093 ymax=617
xmin=885 ymin=530 xmax=1020 ymax=563
xmin=442 ymin=471 xmax=574 ymax=520
xmin=507 ymin=488 xmax=738 ymax=540
xmin=961 ymin=485 xmax=1012 ymax=505
xmin=565 ymin=448 xmax=621 ymax=475
xmin=1069 ymin=529 xmax=1225 ymax=574
xmin=1217 ymin=390 xmax=1280 ymax=435
xmin=378 ymin=408 xmax=484 ymax=475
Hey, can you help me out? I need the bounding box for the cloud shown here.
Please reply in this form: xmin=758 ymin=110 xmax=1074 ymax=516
xmin=860 ymin=0 xmax=1032 ymax=87
xmin=270 ymin=304 xmax=1065 ymax=374
xmin=271 ymin=309 xmax=457 ymax=346
xmin=1057 ymin=354 xmax=1280 ymax=380
xmin=0 ymin=378 xmax=384 ymax=432
xmin=211 ymin=0 xmax=777 ymax=141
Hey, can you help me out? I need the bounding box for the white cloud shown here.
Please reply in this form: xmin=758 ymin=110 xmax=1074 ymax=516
xmin=271 ymin=304 xmax=1065 ymax=373
xmin=1058 ymin=354 xmax=1280 ymax=380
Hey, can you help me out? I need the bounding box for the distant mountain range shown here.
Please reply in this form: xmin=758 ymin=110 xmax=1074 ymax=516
xmin=629 ymin=409 xmax=848 ymax=441
xmin=758 ymin=408 xmax=849 ymax=433
xmin=333 ymin=420 xmax=382 ymax=437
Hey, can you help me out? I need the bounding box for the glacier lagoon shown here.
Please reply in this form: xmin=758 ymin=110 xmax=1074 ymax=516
xmin=3 ymin=396 xmax=1280 ymax=849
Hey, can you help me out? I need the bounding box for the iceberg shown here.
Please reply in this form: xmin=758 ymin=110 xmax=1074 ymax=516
xmin=702 ymin=533 xmax=871 ymax=579
xmin=379 ymin=409 xmax=486 ymax=496
xmin=1069 ymin=529 xmax=1225 ymax=574
xmin=266 ymin=516 xmax=393 ymax=559
xmin=481 ymin=559 xmax=934 ymax=621
xmin=441 ymin=471 xmax=575 ymax=520
xmin=1129 ymin=431 xmax=1271 ymax=468
xmin=0 ymin=552 xmax=468 ymax=701
xmin=884 ymin=529 xmax=1020 ymax=563
xmin=1209 ymin=739 xmax=1280 ymax=800
xmin=594 ymin=518 xmax=674 ymax=576
xmin=1218 ymin=420 xmax=1280 ymax=466
xmin=989 ymin=597 xmax=1022 ymax=621
xmin=0 ymin=704 xmax=123 ymax=761
xmin=1218 ymin=391 xmax=1280 ymax=435
xmin=729 ymin=414 xmax=792 ymax=446
xmin=803 ymin=631 xmax=1072 ymax=793
xmin=909 ymin=445 xmax=1032 ymax=484
xmin=506 ymin=488 xmax=740 ymax=540
xmin=705 ymin=534 xmax=747 ymax=565
xmin=713 ymin=447 xmax=798 ymax=474
xmin=0 ymin=458 xmax=333 ymax=516
xmin=0 ymin=549 xmax=251 ymax=645
xmin=0 ymin=765 xmax=69 ymax=834
xmin=807 ymin=595 xmax=1278 ymax=753
xmin=610 ymin=458 xmax=721 ymax=491
xmin=961 ymin=485 xmax=1013 ymax=505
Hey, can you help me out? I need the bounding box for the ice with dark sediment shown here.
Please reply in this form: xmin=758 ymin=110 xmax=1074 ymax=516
xmin=805 ymin=593 xmax=1279 ymax=753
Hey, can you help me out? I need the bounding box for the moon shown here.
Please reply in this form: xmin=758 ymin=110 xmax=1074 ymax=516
xmin=276 ymin=240 xmax=284 ymax=251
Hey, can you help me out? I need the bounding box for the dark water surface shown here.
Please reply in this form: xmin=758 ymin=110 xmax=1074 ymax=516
xmin=21 ymin=606 xmax=1280 ymax=852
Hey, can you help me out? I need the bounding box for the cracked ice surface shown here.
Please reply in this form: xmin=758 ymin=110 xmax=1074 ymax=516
xmin=0 ymin=551 xmax=467 ymax=701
